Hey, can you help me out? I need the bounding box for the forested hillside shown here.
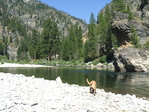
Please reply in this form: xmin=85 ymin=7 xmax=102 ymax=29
xmin=0 ymin=0 xmax=87 ymax=60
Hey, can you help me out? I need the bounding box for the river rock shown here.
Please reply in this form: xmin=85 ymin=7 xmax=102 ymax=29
xmin=113 ymin=47 xmax=149 ymax=72
xmin=0 ymin=72 xmax=149 ymax=112
xmin=56 ymin=76 xmax=62 ymax=84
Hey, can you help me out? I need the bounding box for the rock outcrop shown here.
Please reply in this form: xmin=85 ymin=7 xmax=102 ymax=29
xmin=112 ymin=18 xmax=149 ymax=46
xmin=113 ymin=47 xmax=149 ymax=72
xmin=99 ymin=0 xmax=149 ymax=72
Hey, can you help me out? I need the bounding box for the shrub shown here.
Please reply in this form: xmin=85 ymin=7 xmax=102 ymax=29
xmin=145 ymin=41 xmax=149 ymax=49
xmin=99 ymin=55 xmax=107 ymax=63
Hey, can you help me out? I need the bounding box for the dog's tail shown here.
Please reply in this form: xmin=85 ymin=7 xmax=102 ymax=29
xmin=86 ymin=78 xmax=91 ymax=85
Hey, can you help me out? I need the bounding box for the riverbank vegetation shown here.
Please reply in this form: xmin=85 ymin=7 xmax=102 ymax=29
xmin=0 ymin=55 xmax=108 ymax=67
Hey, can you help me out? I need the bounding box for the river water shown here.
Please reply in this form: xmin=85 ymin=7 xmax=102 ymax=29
xmin=0 ymin=67 xmax=149 ymax=98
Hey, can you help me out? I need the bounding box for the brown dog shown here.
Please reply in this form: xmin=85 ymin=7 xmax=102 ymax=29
xmin=86 ymin=78 xmax=97 ymax=95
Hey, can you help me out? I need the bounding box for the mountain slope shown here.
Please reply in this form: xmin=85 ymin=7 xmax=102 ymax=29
xmin=100 ymin=0 xmax=149 ymax=46
xmin=0 ymin=0 xmax=88 ymax=59
xmin=97 ymin=0 xmax=149 ymax=72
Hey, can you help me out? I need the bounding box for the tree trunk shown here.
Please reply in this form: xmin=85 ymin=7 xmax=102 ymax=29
xmin=48 ymin=55 xmax=51 ymax=61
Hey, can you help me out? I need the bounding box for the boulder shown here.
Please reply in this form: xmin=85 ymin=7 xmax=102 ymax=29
xmin=113 ymin=47 xmax=149 ymax=72
xmin=112 ymin=20 xmax=130 ymax=46
xmin=56 ymin=76 xmax=62 ymax=84
xmin=112 ymin=19 xmax=149 ymax=46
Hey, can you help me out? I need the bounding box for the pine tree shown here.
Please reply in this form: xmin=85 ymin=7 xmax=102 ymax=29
xmin=88 ymin=12 xmax=96 ymax=38
xmin=74 ymin=25 xmax=83 ymax=57
xmin=68 ymin=26 xmax=78 ymax=60
xmin=104 ymin=5 xmax=113 ymax=52
xmin=127 ymin=5 xmax=133 ymax=21
xmin=9 ymin=36 xmax=12 ymax=43
xmin=17 ymin=39 xmax=28 ymax=60
xmin=39 ymin=18 xmax=60 ymax=61
xmin=84 ymin=13 xmax=97 ymax=62
xmin=0 ymin=42 xmax=4 ymax=55
xmin=29 ymin=29 xmax=39 ymax=59
xmin=61 ymin=36 xmax=70 ymax=61
xmin=0 ymin=10 xmax=2 ymax=16
xmin=2 ymin=35 xmax=8 ymax=57
xmin=112 ymin=0 xmax=126 ymax=13
xmin=97 ymin=5 xmax=116 ymax=54
xmin=130 ymin=25 xmax=139 ymax=47
xmin=104 ymin=5 xmax=112 ymax=26
xmin=98 ymin=12 xmax=107 ymax=44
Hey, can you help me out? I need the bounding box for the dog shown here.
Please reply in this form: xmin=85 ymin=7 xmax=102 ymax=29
xmin=86 ymin=78 xmax=97 ymax=95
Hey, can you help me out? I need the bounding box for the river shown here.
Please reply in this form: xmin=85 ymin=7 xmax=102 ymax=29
xmin=0 ymin=67 xmax=149 ymax=98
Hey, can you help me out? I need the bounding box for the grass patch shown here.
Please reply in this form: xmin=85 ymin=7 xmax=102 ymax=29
xmin=92 ymin=55 xmax=107 ymax=65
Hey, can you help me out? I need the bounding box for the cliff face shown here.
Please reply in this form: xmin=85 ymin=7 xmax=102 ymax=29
xmin=113 ymin=47 xmax=149 ymax=72
xmin=111 ymin=0 xmax=149 ymax=46
xmin=98 ymin=0 xmax=149 ymax=72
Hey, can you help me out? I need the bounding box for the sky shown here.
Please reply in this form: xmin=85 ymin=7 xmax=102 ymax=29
xmin=39 ymin=0 xmax=112 ymax=23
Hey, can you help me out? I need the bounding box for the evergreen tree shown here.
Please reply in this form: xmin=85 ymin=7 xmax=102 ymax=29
xmin=97 ymin=5 xmax=116 ymax=54
xmin=130 ymin=25 xmax=139 ymax=47
xmin=88 ymin=12 xmax=96 ymax=38
xmin=17 ymin=39 xmax=28 ymax=60
xmin=0 ymin=42 xmax=4 ymax=55
xmin=89 ymin=12 xmax=96 ymax=24
xmin=9 ymin=36 xmax=12 ymax=43
xmin=74 ymin=25 xmax=83 ymax=57
xmin=84 ymin=13 xmax=97 ymax=62
xmin=104 ymin=5 xmax=113 ymax=52
xmin=84 ymin=37 xmax=98 ymax=62
xmin=68 ymin=26 xmax=78 ymax=60
xmin=39 ymin=18 xmax=60 ymax=61
xmin=61 ymin=36 xmax=70 ymax=61
xmin=145 ymin=41 xmax=149 ymax=49
xmin=61 ymin=25 xmax=83 ymax=60
xmin=98 ymin=12 xmax=107 ymax=45
xmin=29 ymin=29 xmax=38 ymax=59
xmin=0 ymin=10 xmax=2 ymax=16
xmin=127 ymin=5 xmax=133 ymax=21
xmin=112 ymin=0 xmax=126 ymax=13
xmin=104 ymin=5 xmax=112 ymax=26
xmin=2 ymin=35 xmax=8 ymax=57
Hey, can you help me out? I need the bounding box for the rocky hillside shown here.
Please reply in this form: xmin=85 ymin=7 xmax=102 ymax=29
xmin=98 ymin=0 xmax=149 ymax=46
xmin=0 ymin=0 xmax=87 ymax=36
xmin=0 ymin=0 xmax=88 ymax=59
xmin=112 ymin=0 xmax=149 ymax=45
xmin=99 ymin=0 xmax=149 ymax=72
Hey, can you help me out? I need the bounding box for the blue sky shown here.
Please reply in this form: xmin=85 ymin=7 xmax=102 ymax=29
xmin=39 ymin=0 xmax=112 ymax=23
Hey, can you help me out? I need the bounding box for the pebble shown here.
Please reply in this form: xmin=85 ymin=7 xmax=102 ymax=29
xmin=0 ymin=72 xmax=149 ymax=112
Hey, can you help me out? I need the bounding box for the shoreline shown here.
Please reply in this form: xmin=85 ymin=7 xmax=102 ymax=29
xmin=0 ymin=72 xmax=149 ymax=111
xmin=0 ymin=62 xmax=115 ymax=71
xmin=0 ymin=63 xmax=50 ymax=68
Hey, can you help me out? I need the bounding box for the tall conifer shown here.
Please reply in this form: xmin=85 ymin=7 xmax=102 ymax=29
xmin=112 ymin=0 xmax=126 ymax=12
xmin=84 ymin=13 xmax=97 ymax=62
xmin=68 ymin=26 xmax=78 ymax=59
xmin=39 ymin=18 xmax=60 ymax=61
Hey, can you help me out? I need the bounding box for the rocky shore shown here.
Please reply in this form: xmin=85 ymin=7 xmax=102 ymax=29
xmin=0 ymin=72 xmax=149 ymax=112
xmin=0 ymin=63 xmax=47 ymax=68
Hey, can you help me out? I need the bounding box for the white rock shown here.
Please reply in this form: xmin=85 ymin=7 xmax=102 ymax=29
xmin=0 ymin=72 xmax=149 ymax=112
xmin=0 ymin=105 xmax=5 ymax=111
xmin=56 ymin=76 xmax=62 ymax=84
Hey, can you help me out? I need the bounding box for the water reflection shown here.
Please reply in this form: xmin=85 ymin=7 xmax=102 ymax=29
xmin=0 ymin=67 xmax=149 ymax=98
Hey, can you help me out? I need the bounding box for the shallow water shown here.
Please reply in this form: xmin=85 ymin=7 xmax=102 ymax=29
xmin=0 ymin=67 xmax=149 ymax=98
